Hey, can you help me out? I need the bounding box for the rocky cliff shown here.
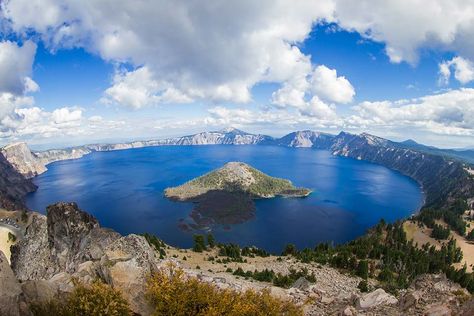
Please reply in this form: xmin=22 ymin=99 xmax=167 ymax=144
xmin=328 ymin=132 xmax=474 ymax=207
xmin=35 ymin=146 xmax=92 ymax=166
xmin=0 ymin=153 xmax=36 ymax=211
xmin=275 ymin=130 xmax=334 ymax=148
xmin=1 ymin=143 xmax=47 ymax=178
xmin=158 ymin=127 xmax=273 ymax=145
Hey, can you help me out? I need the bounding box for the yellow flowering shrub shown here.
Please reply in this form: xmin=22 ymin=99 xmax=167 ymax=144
xmin=31 ymin=280 xmax=131 ymax=316
xmin=146 ymin=263 xmax=303 ymax=316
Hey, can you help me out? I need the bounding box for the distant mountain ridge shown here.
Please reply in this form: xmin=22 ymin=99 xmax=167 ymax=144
xmin=1 ymin=128 xmax=473 ymax=210
xmin=400 ymin=138 xmax=474 ymax=164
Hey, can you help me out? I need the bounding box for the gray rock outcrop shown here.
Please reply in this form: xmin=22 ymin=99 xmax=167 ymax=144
xmin=355 ymin=288 xmax=398 ymax=309
xmin=0 ymin=250 xmax=28 ymax=316
xmin=0 ymin=152 xmax=36 ymax=210
xmin=10 ymin=202 xmax=159 ymax=315
xmin=1 ymin=142 xmax=47 ymax=178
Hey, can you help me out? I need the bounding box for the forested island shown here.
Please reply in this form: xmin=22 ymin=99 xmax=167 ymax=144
xmin=165 ymin=162 xmax=311 ymax=228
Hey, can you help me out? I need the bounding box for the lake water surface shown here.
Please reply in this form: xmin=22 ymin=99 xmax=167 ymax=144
xmin=26 ymin=145 xmax=423 ymax=253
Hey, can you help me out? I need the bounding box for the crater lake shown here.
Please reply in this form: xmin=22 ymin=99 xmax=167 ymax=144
xmin=26 ymin=145 xmax=423 ymax=253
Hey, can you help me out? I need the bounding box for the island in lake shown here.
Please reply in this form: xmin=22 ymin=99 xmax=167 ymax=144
xmin=165 ymin=161 xmax=311 ymax=229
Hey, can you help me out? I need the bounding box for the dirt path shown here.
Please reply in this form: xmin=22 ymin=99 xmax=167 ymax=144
xmin=0 ymin=225 xmax=17 ymax=263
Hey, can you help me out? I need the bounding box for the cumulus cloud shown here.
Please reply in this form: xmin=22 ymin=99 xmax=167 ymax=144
xmin=0 ymin=106 xmax=122 ymax=141
xmin=103 ymin=67 xmax=192 ymax=109
xmin=271 ymin=64 xmax=353 ymax=120
xmin=2 ymin=0 xmax=474 ymax=146
xmin=1 ymin=0 xmax=334 ymax=105
xmin=439 ymin=56 xmax=474 ymax=85
xmin=349 ymin=88 xmax=474 ymax=136
xmin=311 ymin=65 xmax=355 ymax=104
xmin=51 ymin=107 xmax=82 ymax=124
xmin=0 ymin=40 xmax=37 ymax=94
xmin=0 ymin=40 xmax=38 ymax=123
xmin=333 ymin=0 xmax=474 ymax=64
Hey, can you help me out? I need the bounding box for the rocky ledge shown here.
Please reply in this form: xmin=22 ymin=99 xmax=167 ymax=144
xmin=10 ymin=202 xmax=158 ymax=315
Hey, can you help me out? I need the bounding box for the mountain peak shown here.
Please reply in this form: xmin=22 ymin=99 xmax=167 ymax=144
xmin=217 ymin=127 xmax=247 ymax=134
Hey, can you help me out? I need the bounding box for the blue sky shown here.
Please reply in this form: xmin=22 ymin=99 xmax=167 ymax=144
xmin=1 ymin=1 xmax=474 ymax=149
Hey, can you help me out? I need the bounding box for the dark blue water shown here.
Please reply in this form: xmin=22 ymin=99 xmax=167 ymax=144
xmin=26 ymin=145 xmax=423 ymax=253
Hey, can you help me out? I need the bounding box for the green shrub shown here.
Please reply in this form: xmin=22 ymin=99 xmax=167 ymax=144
xmin=358 ymin=280 xmax=369 ymax=292
xmin=193 ymin=234 xmax=206 ymax=252
xmin=7 ymin=232 xmax=16 ymax=243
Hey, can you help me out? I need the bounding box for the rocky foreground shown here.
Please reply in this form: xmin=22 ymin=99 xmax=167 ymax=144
xmin=1 ymin=202 xmax=473 ymax=315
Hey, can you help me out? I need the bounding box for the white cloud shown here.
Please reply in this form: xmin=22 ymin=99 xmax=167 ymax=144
xmin=0 ymin=40 xmax=38 ymax=123
xmin=301 ymin=96 xmax=338 ymax=120
xmin=1 ymin=0 xmax=335 ymax=105
xmin=51 ymin=107 xmax=82 ymax=124
xmin=102 ymin=67 xmax=192 ymax=109
xmin=271 ymin=76 xmax=309 ymax=109
xmin=271 ymin=64 xmax=353 ymax=120
xmin=0 ymin=40 xmax=37 ymax=95
xmin=439 ymin=56 xmax=474 ymax=85
xmin=311 ymin=65 xmax=355 ymax=104
xmin=349 ymin=88 xmax=474 ymax=136
xmin=0 ymin=93 xmax=34 ymax=123
xmin=333 ymin=0 xmax=474 ymax=65
xmin=0 ymin=106 xmax=123 ymax=141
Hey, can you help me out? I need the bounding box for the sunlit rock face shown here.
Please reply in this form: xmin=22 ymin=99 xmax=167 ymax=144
xmin=0 ymin=152 xmax=36 ymax=211
xmin=1 ymin=142 xmax=47 ymax=178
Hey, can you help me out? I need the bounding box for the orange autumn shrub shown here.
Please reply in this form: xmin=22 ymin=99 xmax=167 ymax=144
xmin=31 ymin=280 xmax=132 ymax=316
xmin=146 ymin=263 xmax=303 ymax=316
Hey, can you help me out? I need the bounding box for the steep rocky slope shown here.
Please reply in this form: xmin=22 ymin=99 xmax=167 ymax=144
xmin=329 ymin=132 xmax=474 ymax=207
xmin=0 ymin=153 xmax=36 ymax=211
xmin=35 ymin=146 xmax=92 ymax=166
xmin=275 ymin=130 xmax=334 ymax=148
xmin=1 ymin=143 xmax=46 ymax=178
xmin=159 ymin=127 xmax=273 ymax=145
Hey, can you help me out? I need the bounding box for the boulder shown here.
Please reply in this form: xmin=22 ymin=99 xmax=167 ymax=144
xmin=11 ymin=213 xmax=56 ymax=281
xmin=339 ymin=305 xmax=357 ymax=316
xmin=99 ymin=234 xmax=159 ymax=315
xmin=400 ymin=290 xmax=422 ymax=310
xmin=21 ymin=280 xmax=58 ymax=304
xmin=424 ymin=303 xmax=452 ymax=316
xmin=0 ymin=250 xmax=26 ymax=316
xmin=292 ymin=276 xmax=312 ymax=291
xmin=355 ymin=288 xmax=398 ymax=310
xmin=46 ymin=202 xmax=99 ymax=270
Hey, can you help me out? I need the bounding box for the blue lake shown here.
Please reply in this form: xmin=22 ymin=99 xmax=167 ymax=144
xmin=26 ymin=145 xmax=423 ymax=253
